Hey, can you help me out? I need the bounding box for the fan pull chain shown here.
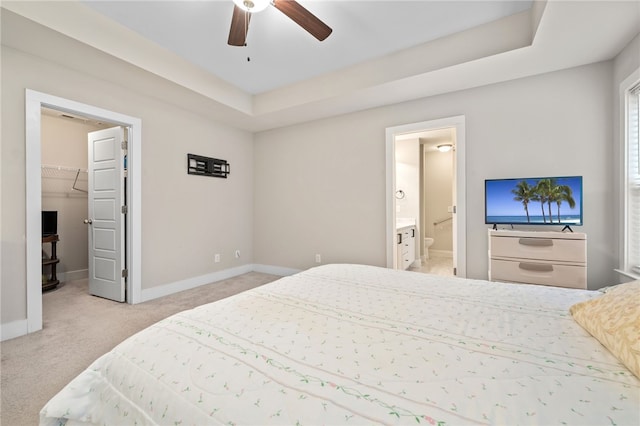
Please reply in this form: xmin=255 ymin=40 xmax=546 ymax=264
xmin=244 ymin=10 xmax=250 ymax=61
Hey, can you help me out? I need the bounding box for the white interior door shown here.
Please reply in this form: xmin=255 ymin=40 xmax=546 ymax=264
xmin=451 ymin=131 xmax=458 ymax=276
xmin=87 ymin=127 xmax=125 ymax=301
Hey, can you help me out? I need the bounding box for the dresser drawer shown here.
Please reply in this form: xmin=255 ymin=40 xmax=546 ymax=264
xmin=490 ymin=259 xmax=586 ymax=289
xmin=490 ymin=235 xmax=586 ymax=263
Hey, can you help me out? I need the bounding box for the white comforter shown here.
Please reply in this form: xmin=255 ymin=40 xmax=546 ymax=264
xmin=40 ymin=264 xmax=640 ymax=425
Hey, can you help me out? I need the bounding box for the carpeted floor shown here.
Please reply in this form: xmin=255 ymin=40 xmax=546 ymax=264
xmin=0 ymin=271 xmax=279 ymax=425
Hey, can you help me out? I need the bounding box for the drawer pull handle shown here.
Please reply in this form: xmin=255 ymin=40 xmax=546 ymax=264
xmin=519 ymin=262 xmax=554 ymax=272
xmin=518 ymin=238 xmax=553 ymax=247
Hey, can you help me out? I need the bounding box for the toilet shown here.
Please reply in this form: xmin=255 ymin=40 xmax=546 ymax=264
xmin=424 ymin=237 xmax=435 ymax=259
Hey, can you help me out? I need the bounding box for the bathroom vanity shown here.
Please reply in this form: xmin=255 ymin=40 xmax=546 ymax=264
xmin=396 ymin=221 xmax=417 ymax=270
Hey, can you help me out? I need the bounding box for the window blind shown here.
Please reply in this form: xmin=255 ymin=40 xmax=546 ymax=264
xmin=628 ymin=83 xmax=640 ymax=274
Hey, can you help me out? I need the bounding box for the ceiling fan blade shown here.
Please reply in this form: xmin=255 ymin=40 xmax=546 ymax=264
xmin=228 ymin=5 xmax=251 ymax=46
xmin=272 ymin=0 xmax=332 ymax=41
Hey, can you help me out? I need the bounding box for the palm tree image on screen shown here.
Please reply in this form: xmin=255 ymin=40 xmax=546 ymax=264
xmin=511 ymin=178 xmax=576 ymax=224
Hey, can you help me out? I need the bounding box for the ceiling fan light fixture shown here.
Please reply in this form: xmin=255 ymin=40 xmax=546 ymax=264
xmin=233 ymin=0 xmax=270 ymax=13
xmin=228 ymin=0 xmax=332 ymax=46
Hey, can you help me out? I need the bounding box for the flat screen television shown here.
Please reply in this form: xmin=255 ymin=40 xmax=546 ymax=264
xmin=485 ymin=176 xmax=583 ymax=227
xmin=42 ymin=210 xmax=58 ymax=236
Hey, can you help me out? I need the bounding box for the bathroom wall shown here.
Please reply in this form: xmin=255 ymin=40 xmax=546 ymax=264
xmin=395 ymin=138 xmax=420 ymax=222
xmin=395 ymin=138 xmax=420 ymax=267
xmin=423 ymin=147 xmax=454 ymax=253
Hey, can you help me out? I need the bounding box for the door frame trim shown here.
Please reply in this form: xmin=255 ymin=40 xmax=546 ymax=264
xmin=385 ymin=115 xmax=466 ymax=276
xmin=25 ymin=89 xmax=142 ymax=334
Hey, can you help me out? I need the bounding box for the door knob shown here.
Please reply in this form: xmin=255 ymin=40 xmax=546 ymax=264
xmin=83 ymin=219 xmax=93 ymax=224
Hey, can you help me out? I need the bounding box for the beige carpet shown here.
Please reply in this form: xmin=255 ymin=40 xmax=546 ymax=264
xmin=0 ymin=271 xmax=279 ymax=425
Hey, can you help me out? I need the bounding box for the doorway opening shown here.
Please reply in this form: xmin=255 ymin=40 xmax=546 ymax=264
xmin=41 ymin=109 xmax=128 ymax=304
xmin=25 ymin=89 xmax=142 ymax=335
xmin=40 ymin=108 xmax=114 ymax=286
xmin=385 ymin=116 xmax=466 ymax=277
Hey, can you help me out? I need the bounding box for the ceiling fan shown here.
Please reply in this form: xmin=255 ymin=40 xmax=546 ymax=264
xmin=228 ymin=0 xmax=332 ymax=46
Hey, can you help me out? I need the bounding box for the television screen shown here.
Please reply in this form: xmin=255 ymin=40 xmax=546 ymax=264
xmin=42 ymin=210 xmax=58 ymax=236
xmin=485 ymin=176 xmax=582 ymax=226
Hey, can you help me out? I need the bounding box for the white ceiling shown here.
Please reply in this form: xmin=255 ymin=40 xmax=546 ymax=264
xmin=81 ymin=0 xmax=532 ymax=94
xmin=2 ymin=1 xmax=639 ymax=131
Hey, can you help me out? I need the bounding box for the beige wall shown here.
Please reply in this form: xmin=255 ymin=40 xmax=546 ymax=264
xmin=254 ymin=110 xmax=390 ymax=270
xmin=254 ymin=61 xmax=616 ymax=289
xmin=613 ymin=34 xmax=640 ymax=92
xmin=1 ymin=46 xmax=254 ymax=325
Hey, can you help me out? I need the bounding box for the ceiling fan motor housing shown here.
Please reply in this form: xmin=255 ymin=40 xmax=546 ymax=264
xmin=233 ymin=0 xmax=270 ymax=13
xmin=228 ymin=0 xmax=332 ymax=46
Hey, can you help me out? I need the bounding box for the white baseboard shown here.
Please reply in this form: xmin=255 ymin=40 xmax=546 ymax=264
xmin=430 ymin=249 xmax=453 ymax=258
xmin=252 ymin=264 xmax=301 ymax=277
xmin=141 ymin=264 xmax=255 ymax=303
xmin=57 ymin=268 xmax=88 ymax=283
xmin=1 ymin=319 xmax=28 ymax=342
xmin=141 ymin=264 xmax=301 ymax=303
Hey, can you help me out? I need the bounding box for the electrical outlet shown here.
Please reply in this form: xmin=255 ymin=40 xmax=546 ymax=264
xmin=315 ymin=254 xmax=321 ymax=263
xmin=235 ymin=250 xmax=240 ymax=258
xmin=214 ymin=254 xmax=220 ymax=263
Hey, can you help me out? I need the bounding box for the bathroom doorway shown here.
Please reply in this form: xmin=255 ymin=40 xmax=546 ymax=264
xmin=417 ymin=128 xmax=456 ymax=276
xmin=385 ymin=116 xmax=466 ymax=277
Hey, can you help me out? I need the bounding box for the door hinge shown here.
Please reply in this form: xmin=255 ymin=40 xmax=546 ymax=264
xmin=453 ymin=267 xmax=457 ymax=276
xmin=452 ymin=205 xmax=457 ymax=214
xmin=122 ymin=269 xmax=128 ymax=279
xmin=121 ymin=205 xmax=128 ymax=214
xmin=121 ymin=140 xmax=128 ymax=151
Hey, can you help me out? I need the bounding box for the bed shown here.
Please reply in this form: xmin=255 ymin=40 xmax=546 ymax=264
xmin=40 ymin=264 xmax=640 ymax=425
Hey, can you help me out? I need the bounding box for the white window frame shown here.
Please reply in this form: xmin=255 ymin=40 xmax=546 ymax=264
xmin=619 ymin=69 xmax=640 ymax=280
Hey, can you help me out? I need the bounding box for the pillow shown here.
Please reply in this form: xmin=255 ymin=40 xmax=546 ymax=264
xmin=570 ymin=280 xmax=640 ymax=379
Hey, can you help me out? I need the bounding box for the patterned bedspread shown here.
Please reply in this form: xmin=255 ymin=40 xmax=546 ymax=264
xmin=40 ymin=264 xmax=640 ymax=425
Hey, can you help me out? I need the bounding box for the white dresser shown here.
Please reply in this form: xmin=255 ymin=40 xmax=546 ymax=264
xmin=397 ymin=226 xmax=416 ymax=270
xmin=488 ymin=229 xmax=587 ymax=289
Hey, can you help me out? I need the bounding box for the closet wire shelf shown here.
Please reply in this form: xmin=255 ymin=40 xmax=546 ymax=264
xmin=41 ymin=164 xmax=88 ymax=195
